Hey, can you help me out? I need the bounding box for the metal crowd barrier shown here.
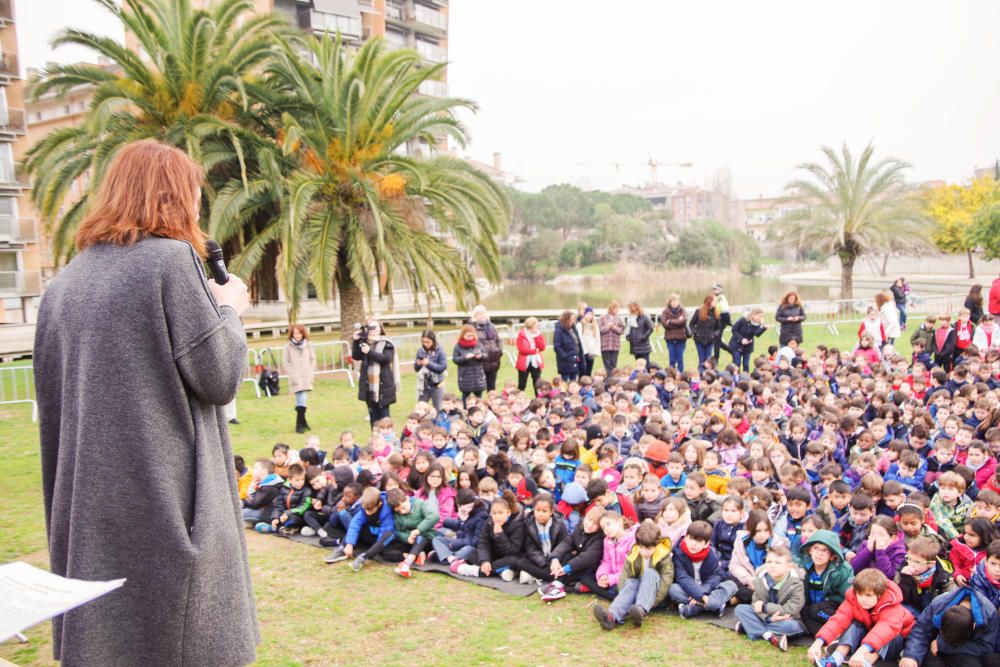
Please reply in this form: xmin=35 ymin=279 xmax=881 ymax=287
xmin=248 ymin=340 xmax=355 ymax=397
xmin=0 ymin=364 xmax=36 ymax=422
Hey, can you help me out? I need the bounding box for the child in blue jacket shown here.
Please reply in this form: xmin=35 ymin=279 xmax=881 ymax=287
xmin=668 ymin=520 xmax=739 ymax=617
xmin=431 ymin=488 xmax=488 ymax=567
xmin=325 ymin=487 xmax=396 ymax=570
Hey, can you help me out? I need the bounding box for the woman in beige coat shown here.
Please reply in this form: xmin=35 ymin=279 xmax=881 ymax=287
xmin=284 ymin=323 xmax=317 ymax=433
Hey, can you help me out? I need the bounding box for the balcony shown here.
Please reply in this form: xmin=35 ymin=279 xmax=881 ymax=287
xmin=0 ymin=108 xmax=26 ymax=136
xmin=0 ymin=270 xmax=41 ymax=297
xmin=385 ymin=3 xmax=403 ymax=22
xmin=0 ymin=0 xmax=12 ymax=25
xmin=418 ymin=79 xmax=448 ymax=98
xmin=309 ymin=10 xmax=362 ymax=38
xmin=0 ymin=51 xmax=16 ymax=81
xmin=0 ymin=162 xmax=29 ymax=191
xmin=415 ymin=41 xmax=447 ymax=64
xmin=0 ymin=217 xmax=36 ymax=244
xmin=410 ymin=4 xmax=447 ymax=33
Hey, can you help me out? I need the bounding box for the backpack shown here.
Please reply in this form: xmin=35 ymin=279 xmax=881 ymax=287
xmin=257 ymin=350 xmax=281 ymax=397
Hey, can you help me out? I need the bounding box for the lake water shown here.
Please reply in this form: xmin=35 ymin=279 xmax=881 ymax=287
xmin=483 ymin=275 xmax=836 ymax=311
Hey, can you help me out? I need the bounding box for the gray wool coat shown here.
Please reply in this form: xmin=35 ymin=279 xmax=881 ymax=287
xmin=33 ymin=238 xmax=259 ymax=667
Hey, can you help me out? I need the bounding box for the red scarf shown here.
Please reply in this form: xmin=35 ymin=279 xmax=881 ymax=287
xmin=680 ymin=538 xmax=710 ymax=562
xmin=459 ymin=337 xmax=478 ymax=348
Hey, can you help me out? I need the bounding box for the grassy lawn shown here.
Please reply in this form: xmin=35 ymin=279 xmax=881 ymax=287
xmin=0 ymin=321 xmax=908 ymax=666
xmin=565 ymin=262 xmax=618 ymax=277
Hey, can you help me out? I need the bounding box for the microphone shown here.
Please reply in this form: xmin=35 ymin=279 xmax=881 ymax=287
xmin=205 ymin=239 xmax=229 ymax=285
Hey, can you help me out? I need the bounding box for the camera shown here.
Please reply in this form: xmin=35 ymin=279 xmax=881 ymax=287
xmin=353 ymin=322 xmax=368 ymax=344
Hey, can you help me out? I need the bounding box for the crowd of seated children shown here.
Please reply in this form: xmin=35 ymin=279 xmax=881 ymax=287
xmin=234 ymin=317 xmax=1000 ymax=658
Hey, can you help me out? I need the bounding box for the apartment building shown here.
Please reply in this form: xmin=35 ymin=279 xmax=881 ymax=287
xmin=0 ymin=0 xmax=35 ymax=324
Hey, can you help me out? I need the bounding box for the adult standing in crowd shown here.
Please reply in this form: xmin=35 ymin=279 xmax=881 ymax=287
xmin=470 ymin=305 xmax=503 ymax=392
xmin=990 ymin=273 xmax=1000 ymax=318
xmin=576 ymin=306 xmax=601 ymax=377
xmin=515 ymin=316 xmax=546 ymax=395
xmin=890 ymin=277 xmax=910 ymax=329
xmin=453 ymin=323 xmax=487 ymax=406
xmin=659 ymin=293 xmax=688 ymax=372
xmin=554 ymin=310 xmax=585 ymax=381
xmin=876 ymin=290 xmax=901 ymax=347
xmin=775 ymin=290 xmax=806 ymax=346
xmin=415 ymin=329 xmax=448 ymax=410
xmin=965 ymin=284 xmax=985 ymax=325
xmin=354 ymin=319 xmax=399 ymax=425
xmin=283 ymin=323 xmax=316 ymax=434
xmin=34 ymin=140 xmax=258 ymax=666
xmin=625 ymin=302 xmax=653 ymax=364
xmin=689 ymin=294 xmax=721 ymax=369
xmin=712 ymin=283 xmax=732 ymax=362
xmin=598 ymin=300 xmax=625 ymax=371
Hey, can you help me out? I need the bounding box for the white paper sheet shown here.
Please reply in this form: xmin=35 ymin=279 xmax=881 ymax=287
xmin=0 ymin=561 xmax=125 ymax=643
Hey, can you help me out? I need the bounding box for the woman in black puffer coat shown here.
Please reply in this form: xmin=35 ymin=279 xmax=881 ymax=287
xmin=453 ymin=323 xmax=487 ymax=406
xmin=775 ymin=290 xmax=806 ymax=345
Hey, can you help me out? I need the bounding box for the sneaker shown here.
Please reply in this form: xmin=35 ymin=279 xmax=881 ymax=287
xmin=254 ymin=522 xmax=273 ymax=533
xmin=278 ymin=526 xmax=299 ymax=536
xmin=394 ymin=563 xmax=412 ymax=578
xmin=317 ymin=528 xmax=328 ymax=538
xmin=592 ymin=604 xmax=615 ymax=631
xmin=574 ymin=583 xmax=591 ymax=594
xmin=300 ymin=527 xmax=316 ymax=537
xmin=415 ymin=551 xmax=427 ymax=566
xmin=540 ymin=584 xmax=566 ymax=602
xmin=717 ymin=603 xmax=727 ymax=618
xmin=456 ymin=563 xmax=480 ymax=577
xmin=518 ymin=570 xmax=535 ymax=585
xmin=815 ymin=656 xmax=843 ymax=667
xmin=499 ymin=569 xmax=514 ymax=582
xmin=349 ymin=556 xmax=366 ymax=572
xmin=625 ymin=605 xmax=645 ymax=628
xmin=733 ymin=621 xmax=742 ymax=635
xmin=768 ymin=634 xmax=788 ymax=652
xmin=679 ymin=602 xmax=704 ymax=618
xmin=319 ymin=536 xmax=340 ymax=548
xmin=449 ymin=559 xmax=465 ymax=574
xmin=324 ymin=547 xmax=346 ymax=564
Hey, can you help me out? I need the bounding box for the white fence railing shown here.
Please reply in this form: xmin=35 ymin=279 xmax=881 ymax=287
xmin=0 ymin=364 xmax=36 ymax=421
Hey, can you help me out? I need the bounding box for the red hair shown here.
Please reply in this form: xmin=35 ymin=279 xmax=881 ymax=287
xmin=75 ymin=139 xmax=206 ymax=256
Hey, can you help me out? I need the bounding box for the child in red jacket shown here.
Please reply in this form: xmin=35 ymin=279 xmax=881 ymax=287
xmin=807 ymin=568 xmax=915 ymax=667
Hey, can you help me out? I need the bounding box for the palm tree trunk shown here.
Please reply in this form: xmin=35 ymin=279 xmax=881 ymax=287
xmin=968 ymin=248 xmax=976 ymax=279
xmin=881 ymin=253 xmax=889 ymax=277
xmin=839 ymin=252 xmax=855 ymax=300
xmin=337 ymin=271 xmax=365 ymax=341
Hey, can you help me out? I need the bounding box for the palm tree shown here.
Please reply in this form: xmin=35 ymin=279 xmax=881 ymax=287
xmin=211 ymin=35 xmax=510 ymax=337
xmin=23 ymin=0 xmax=294 ymax=265
xmin=772 ymin=143 xmax=931 ymax=299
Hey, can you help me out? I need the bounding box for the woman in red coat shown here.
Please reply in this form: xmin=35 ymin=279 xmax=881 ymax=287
xmin=516 ymin=316 xmax=546 ymax=395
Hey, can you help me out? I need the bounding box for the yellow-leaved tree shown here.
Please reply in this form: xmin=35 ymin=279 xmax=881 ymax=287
xmin=924 ymin=176 xmax=1000 ymax=278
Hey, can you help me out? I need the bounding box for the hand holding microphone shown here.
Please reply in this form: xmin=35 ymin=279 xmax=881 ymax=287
xmin=205 ymin=239 xmax=250 ymax=316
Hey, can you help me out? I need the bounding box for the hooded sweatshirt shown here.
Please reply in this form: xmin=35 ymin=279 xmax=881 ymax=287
xmin=798 ymin=530 xmax=854 ymax=606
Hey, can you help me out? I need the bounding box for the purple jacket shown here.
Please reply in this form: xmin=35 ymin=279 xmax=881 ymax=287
xmin=851 ymin=532 xmax=906 ymax=579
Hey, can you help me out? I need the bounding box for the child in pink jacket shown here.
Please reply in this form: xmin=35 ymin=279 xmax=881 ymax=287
xmin=592 ymin=512 xmax=637 ymax=601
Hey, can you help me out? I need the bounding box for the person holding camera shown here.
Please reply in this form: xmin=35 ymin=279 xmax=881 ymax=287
xmin=415 ymin=329 xmax=447 ymax=410
xmin=470 ymin=305 xmax=503 ymax=391
xmin=353 ymin=319 xmax=400 ymax=427
xmin=453 ymin=323 xmax=487 ymax=406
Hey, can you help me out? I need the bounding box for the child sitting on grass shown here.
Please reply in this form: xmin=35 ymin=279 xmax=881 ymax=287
xmin=808 ymin=568 xmax=915 ymax=666
xmin=733 ymin=544 xmax=805 ymax=651
xmin=592 ymin=519 xmax=674 ymax=630
xmin=384 ymin=487 xmax=439 ymax=578
xmin=670 ymin=520 xmax=739 ymax=618
xmin=468 ymin=491 xmax=524 ymax=581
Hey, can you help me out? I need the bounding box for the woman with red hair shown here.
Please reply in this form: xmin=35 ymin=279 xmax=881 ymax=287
xmin=33 ymin=140 xmax=257 ymax=666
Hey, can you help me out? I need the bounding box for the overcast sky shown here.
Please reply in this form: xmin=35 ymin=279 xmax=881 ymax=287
xmin=17 ymin=0 xmax=1000 ymax=196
